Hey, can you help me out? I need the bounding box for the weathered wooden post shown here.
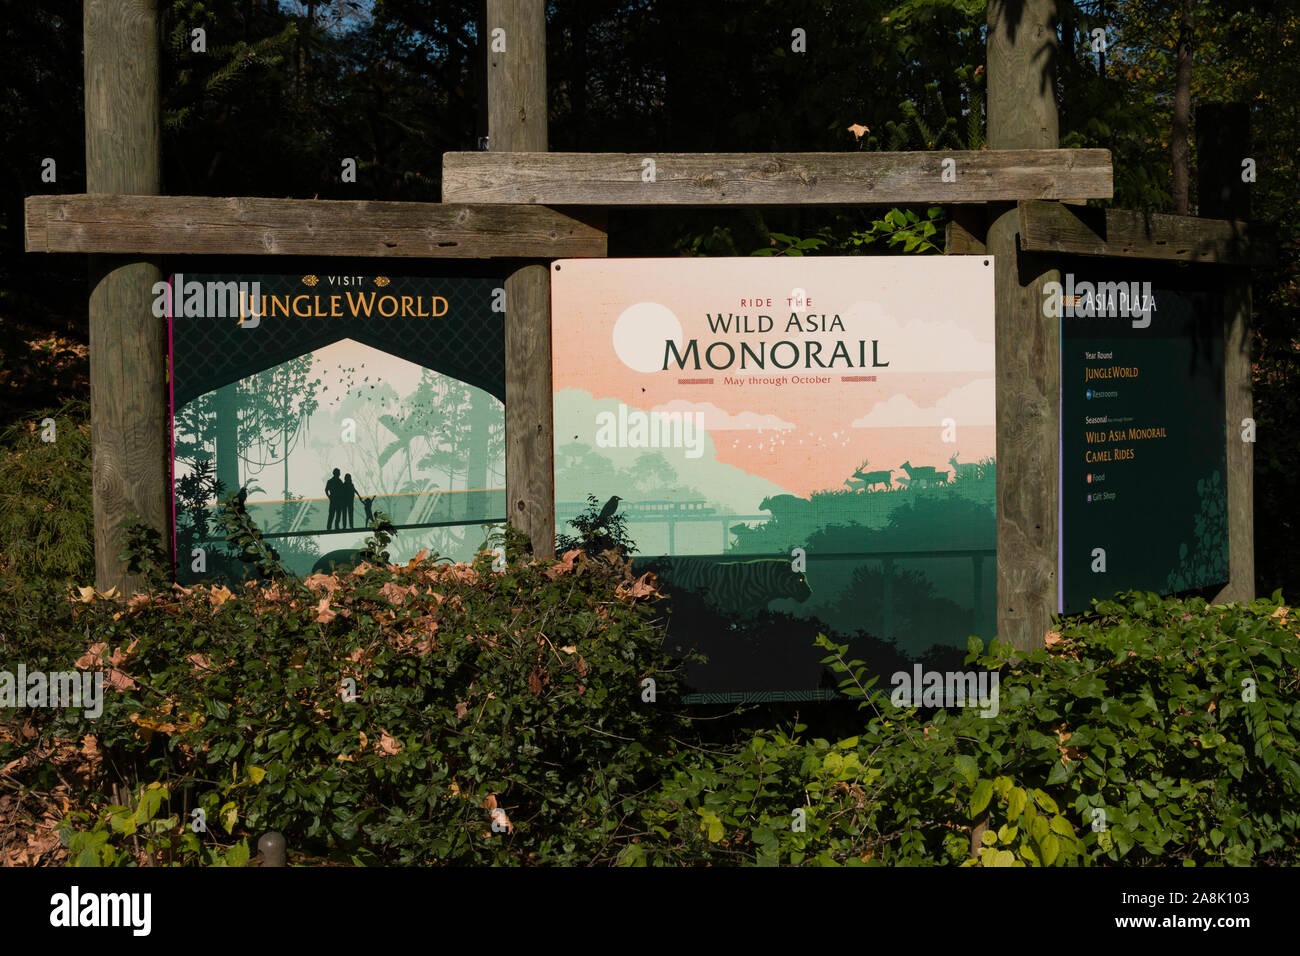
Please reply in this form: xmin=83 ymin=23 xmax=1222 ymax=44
xmin=487 ymin=0 xmax=555 ymax=557
xmin=84 ymin=0 xmax=168 ymax=594
xmin=1199 ymin=102 xmax=1255 ymax=603
xmin=986 ymin=0 xmax=1062 ymax=650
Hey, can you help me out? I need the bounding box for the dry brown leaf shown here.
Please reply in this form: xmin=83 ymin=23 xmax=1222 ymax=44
xmin=546 ymin=549 xmax=583 ymax=580
xmin=847 ymin=123 xmax=870 ymax=140
xmin=209 ymin=585 xmax=234 ymax=608
xmin=377 ymin=731 xmax=402 ymax=756
xmin=454 ymin=701 xmax=470 ymax=720
xmin=75 ymin=642 xmax=108 ymax=670
xmin=315 ymin=598 xmax=337 ymax=624
xmin=106 ymin=669 xmax=135 ymax=692
xmin=379 ymin=581 xmax=413 ymax=605
xmin=1057 ymin=724 xmax=1086 ymax=764
xmin=108 ymin=640 xmax=138 ymax=667
xmin=303 ymin=572 xmax=340 ymax=593
xmin=616 ymin=571 xmax=660 ymax=600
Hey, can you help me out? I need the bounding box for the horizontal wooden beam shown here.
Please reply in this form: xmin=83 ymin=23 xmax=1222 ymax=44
xmin=1018 ymin=200 xmax=1274 ymax=267
xmin=442 ymin=149 xmax=1113 ymax=205
xmin=25 ymin=194 xmax=607 ymax=258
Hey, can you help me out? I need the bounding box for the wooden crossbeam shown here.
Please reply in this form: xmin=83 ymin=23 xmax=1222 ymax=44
xmin=25 ymin=194 xmax=607 ymax=259
xmin=442 ymin=149 xmax=1113 ymax=205
xmin=1018 ymin=200 xmax=1274 ymax=267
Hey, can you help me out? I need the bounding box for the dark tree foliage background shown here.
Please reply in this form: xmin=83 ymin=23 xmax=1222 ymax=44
xmin=1 ymin=0 xmax=1296 ymax=594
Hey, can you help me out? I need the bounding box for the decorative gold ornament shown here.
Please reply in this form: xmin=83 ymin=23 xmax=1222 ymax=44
xmin=302 ymin=275 xmax=319 ymax=286
xmin=374 ymin=276 xmax=390 ymax=287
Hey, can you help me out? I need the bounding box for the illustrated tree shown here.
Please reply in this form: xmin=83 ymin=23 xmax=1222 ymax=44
xmin=173 ymin=389 xmax=219 ymax=477
xmin=234 ymin=354 xmax=322 ymax=501
xmin=409 ymin=370 xmax=472 ymax=505
xmin=331 ymin=377 xmax=401 ymax=499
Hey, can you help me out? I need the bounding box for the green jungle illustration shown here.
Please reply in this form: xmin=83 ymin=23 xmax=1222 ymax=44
xmin=173 ymin=344 xmax=504 ymax=585
xmin=1164 ymin=468 xmax=1230 ymax=593
xmin=558 ymin=447 xmax=997 ymax=701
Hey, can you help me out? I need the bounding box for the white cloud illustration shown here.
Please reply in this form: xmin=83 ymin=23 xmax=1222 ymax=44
xmin=651 ymin=399 xmax=795 ymax=432
xmin=851 ymin=377 xmax=995 ymax=428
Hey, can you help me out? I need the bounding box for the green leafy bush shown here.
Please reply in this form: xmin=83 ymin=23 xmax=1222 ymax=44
xmin=556 ymin=493 xmax=637 ymax=559
xmin=0 ymin=401 xmax=94 ymax=583
xmin=1 ymin=547 xmax=690 ymax=865
xmin=60 ymin=781 xmax=250 ymax=867
xmin=628 ymin=591 xmax=1300 ymax=866
xmin=5 ymin=518 xmax=1296 ymax=867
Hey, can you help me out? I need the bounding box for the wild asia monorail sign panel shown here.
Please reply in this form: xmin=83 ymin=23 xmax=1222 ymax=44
xmin=551 ymin=257 xmax=996 ymax=701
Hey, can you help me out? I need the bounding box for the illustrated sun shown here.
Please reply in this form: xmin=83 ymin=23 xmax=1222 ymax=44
xmin=611 ymin=302 xmax=683 ymax=373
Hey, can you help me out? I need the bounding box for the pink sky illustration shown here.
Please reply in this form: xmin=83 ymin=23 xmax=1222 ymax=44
xmin=552 ymin=256 xmax=995 ymax=496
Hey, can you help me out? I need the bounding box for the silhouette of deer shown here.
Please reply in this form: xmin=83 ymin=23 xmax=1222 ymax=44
xmin=948 ymin=452 xmax=979 ymax=481
xmin=899 ymin=460 xmax=946 ymax=488
xmin=844 ymin=459 xmax=893 ymax=492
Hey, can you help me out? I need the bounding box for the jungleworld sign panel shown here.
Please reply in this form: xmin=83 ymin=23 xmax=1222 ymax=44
xmin=167 ymin=271 xmax=506 ymax=585
xmin=1058 ymin=261 xmax=1228 ymax=612
xmin=551 ymin=257 xmax=996 ymax=700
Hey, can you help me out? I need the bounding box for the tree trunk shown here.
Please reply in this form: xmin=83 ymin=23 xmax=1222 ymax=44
xmin=571 ymin=4 xmax=589 ymax=140
xmin=282 ymin=421 xmax=290 ymax=500
xmin=1061 ymin=0 xmax=1075 ymax=75
xmin=214 ymin=382 xmax=240 ymax=500
xmin=467 ymin=387 xmax=489 ymax=518
xmin=1171 ymin=0 xmax=1194 ymax=215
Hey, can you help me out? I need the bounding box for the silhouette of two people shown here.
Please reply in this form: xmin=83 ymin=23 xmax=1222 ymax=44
xmin=325 ymin=468 xmax=362 ymax=530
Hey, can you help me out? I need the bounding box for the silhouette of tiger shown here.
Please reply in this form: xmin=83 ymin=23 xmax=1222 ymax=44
xmin=647 ymin=557 xmax=813 ymax=617
xmin=311 ymin=549 xmax=361 ymax=575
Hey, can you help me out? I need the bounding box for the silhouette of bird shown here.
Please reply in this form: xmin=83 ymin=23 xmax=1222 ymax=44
xmin=598 ymin=495 xmax=622 ymax=523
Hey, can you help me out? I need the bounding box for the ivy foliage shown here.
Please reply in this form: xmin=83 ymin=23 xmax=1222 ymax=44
xmin=1 ymin=545 xmax=690 ymax=866
xmin=626 ymin=591 xmax=1300 ymax=866
xmin=0 ymin=401 xmax=93 ymax=583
